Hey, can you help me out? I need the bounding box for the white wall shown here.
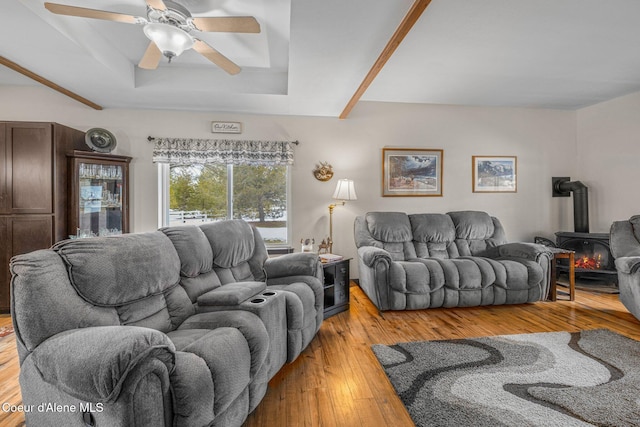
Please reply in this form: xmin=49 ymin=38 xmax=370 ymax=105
xmin=0 ymin=86 xmax=579 ymax=277
xmin=576 ymin=91 xmax=640 ymax=232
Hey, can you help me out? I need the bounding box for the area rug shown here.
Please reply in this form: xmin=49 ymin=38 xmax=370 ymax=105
xmin=372 ymin=329 xmax=640 ymax=426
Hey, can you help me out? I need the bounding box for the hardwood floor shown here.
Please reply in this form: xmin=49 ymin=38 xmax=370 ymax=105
xmin=1 ymin=284 xmax=639 ymax=427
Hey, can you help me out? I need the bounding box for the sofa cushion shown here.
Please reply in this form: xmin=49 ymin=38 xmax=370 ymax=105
xmin=10 ymin=250 xmax=120 ymax=353
xmin=409 ymin=214 xmax=457 ymax=259
xmin=160 ymin=226 xmax=213 ymax=277
xmin=409 ymin=214 xmax=456 ymax=243
xmin=200 ymin=220 xmax=255 ymax=269
xmin=180 ymin=270 xmax=222 ymax=303
xmin=448 ymin=211 xmax=495 ymax=240
xmin=115 ymin=285 xmax=195 ymax=332
xmin=53 ymin=232 xmax=181 ymax=307
xmin=630 ymin=215 xmax=640 ymax=243
xmin=167 ymin=328 xmax=251 ymax=417
xmin=366 ymin=212 xmax=412 ymax=243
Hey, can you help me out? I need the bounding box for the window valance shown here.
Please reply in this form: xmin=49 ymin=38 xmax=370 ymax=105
xmin=151 ymin=137 xmax=295 ymax=166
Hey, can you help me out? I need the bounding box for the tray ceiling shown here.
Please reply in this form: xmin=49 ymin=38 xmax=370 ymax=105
xmin=2 ymin=0 xmax=640 ymax=117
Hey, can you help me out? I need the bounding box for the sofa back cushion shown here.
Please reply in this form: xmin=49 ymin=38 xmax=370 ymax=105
xmin=160 ymin=226 xmax=213 ymax=278
xmin=408 ymin=214 xmax=459 ymax=259
xmin=53 ymin=232 xmax=194 ymax=332
xmin=631 ymin=215 xmax=640 ymax=244
xmin=11 ymin=250 xmax=120 ymax=357
xmin=610 ymin=215 xmax=640 ymax=259
xmin=355 ymin=212 xmax=416 ymax=261
xmin=160 ymin=225 xmax=221 ymax=303
xmin=199 ymin=220 xmax=268 ymax=284
xmin=447 ymin=211 xmax=507 ymax=256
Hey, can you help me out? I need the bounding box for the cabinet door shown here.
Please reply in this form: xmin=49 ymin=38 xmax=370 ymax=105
xmin=70 ymin=158 xmax=129 ymax=237
xmin=323 ymin=264 xmax=336 ymax=309
xmin=0 ymin=215 xmax=53 ymax=311
xmin=6 ymin=123 xmax=53 ymax=214
xmin=0 ymin=124 xmax=6 ymax=211
xmin=9 ymin=215 xmax=53 ymax=256
xmin=334 ymin=262 xmax=349 ymax=305
xmin=0 ymin=218 xmax=7 ymax=310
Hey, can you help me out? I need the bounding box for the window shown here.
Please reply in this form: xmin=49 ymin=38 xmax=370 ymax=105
xmin=159 ymin=163 xmax=290 ymax=246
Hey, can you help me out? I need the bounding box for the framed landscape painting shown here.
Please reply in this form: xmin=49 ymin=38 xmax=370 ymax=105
xmin=472 ymin=156 xmax=517 ymax=193
xmin=382 ymin=148 xmax=443 ymax=197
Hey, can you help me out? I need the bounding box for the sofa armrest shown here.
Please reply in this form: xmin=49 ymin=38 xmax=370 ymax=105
xmin=481 ymin=242 xmax=551 ymax=262
xmin=358 ymin=246 xmax=393 ymax=268
xmin=30 ymin=326 xmax=175 ymax=403
xmin=615 ymin=257 xmax=640 ymax=274
xmin=264 ymin=252 xmax=322 ymax=279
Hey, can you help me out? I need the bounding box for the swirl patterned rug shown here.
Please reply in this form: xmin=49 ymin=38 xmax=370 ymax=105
xmin=372 ymin=329 xmax=640 ymax=427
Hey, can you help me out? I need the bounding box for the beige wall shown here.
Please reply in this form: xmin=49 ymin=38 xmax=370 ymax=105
xmin=1 ymin=86 xmax=581 ymax=277
xmin=576 ymin=91 xmax=640 ymax=232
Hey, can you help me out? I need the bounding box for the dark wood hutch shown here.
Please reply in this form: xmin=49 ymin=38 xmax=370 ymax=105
xmin=0 ymin=122 xmax=87 ymax=312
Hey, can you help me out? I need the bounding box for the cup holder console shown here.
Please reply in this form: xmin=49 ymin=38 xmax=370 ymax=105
xmin=246 ymin=290 xmax=278 ymax=305
xmin=240 ymin=287 xmax=287 ymax=375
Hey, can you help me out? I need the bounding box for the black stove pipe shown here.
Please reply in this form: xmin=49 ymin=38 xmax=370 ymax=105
xmin=552 ymin=178 xmax=589 ymax=233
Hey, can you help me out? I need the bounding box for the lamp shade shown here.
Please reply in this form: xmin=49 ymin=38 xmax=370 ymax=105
xmin=332 ymin=179 xmax=357 ymax=201
xmin=143 ymin=23 xmax=194 ymax=59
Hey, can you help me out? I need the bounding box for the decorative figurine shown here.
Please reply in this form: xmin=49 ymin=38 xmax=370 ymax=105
xmin=317 ymin=238 xmax=331 ymax=254
xmin=301 ymin=238 xmax=315 ymax=253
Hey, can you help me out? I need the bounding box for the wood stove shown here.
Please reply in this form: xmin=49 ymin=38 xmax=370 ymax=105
xmin=540 ymin=177 xmax=618 ymax=284
xmin=554 ymin=231 xmax=617 ymax=283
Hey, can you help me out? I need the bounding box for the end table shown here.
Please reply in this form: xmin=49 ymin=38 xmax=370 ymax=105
xmin=549 ymin=249 xmax=575 ymax=301
xmin=322 ymin=258 xmax=351 ymax=318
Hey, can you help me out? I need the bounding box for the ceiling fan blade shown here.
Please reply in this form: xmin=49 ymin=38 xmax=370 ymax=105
xmin=145 ymin=0 xmax=167 ymax=11
xmin=192 ymin=16 xmax=260 ymax=33
xmin=44 ymin=3 xmax=139 ymax=24
xmin=193 ymin=39 xmax=241 ymax=75
xmin=138 ymin=42 xmax=162 ymax=70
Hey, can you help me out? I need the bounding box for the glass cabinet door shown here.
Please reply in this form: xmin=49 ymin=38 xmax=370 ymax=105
xmin=68 ymin=151 xmax=131 ymax=239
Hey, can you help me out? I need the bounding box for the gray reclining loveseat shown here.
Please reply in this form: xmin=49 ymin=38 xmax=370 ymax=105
xmin=610 ymin=214 xmax=640 ymax=321
xmin=354 ymin=211 xmax=552 ymax=311
xmin=10 ymin=220 xmax=323 ymax=427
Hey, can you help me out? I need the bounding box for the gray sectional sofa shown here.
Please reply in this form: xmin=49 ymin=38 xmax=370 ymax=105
xmin=10 ymin=220 xmax=323 ymax=427
xmin=354 ymin=211 xmax=552 ymax=311
xmin=610 ymin=214 xmax=640 ymax=321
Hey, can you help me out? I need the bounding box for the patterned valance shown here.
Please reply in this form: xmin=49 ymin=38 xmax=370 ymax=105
xmin=152 ymin=138 xmax=295 ymax=165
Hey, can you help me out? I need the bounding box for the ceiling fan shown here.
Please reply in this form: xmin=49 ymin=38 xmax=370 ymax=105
xmin=44 ymin=0 xmax=261 ymax=75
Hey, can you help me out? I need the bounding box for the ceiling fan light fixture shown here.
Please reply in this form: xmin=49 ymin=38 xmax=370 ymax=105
xmin=143 ymin=22 xmax=194 ymax=61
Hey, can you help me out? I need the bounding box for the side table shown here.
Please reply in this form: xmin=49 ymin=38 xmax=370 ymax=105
xmin=549 ymin=249 xmax=575 ymax=301
xmin=322 ymin=258 xmax=351 ymax=318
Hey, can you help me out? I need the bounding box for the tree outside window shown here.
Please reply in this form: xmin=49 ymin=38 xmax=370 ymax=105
xmin=168 ymin=164 xmax=288 ymax=245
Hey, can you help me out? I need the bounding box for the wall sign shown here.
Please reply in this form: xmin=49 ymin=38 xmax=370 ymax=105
xmin=211 ymin=121 xmax=242 ymax=134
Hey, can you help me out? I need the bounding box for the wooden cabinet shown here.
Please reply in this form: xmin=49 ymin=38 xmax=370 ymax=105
xmin=322 ymin=258 xmax=351 ymax=319
xmin=0 ymin=122 xmax=86 ymax=311
xmin=1 ymin=123 xmax=53 ymax=214
xmin=67 ymin=151 xmax=132 ymax=237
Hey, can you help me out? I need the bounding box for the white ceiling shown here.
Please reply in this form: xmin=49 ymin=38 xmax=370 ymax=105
xmin=2 ymin=0 xmax=640 ymax=117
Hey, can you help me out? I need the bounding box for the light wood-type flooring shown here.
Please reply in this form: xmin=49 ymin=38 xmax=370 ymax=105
xmin=1 ymin=283 xmax=639 ymax=427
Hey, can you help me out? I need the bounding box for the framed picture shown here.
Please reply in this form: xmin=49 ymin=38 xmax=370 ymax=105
xmin=382 ymin=148 xmax=443 ymax=197
xmin=472 ymin=156 xmax=517 ymax=193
